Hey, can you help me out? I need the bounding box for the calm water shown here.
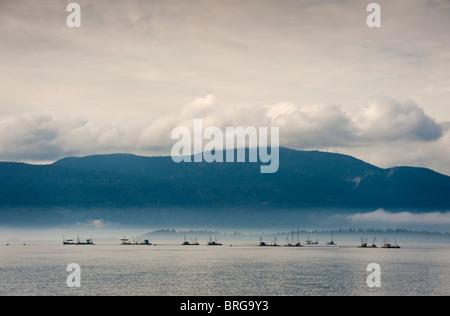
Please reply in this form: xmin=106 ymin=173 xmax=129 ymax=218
xmin=0 ymin=242 xmax=449 ymax=296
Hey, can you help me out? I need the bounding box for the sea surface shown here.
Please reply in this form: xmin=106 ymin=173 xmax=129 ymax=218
xmin=0 ymin=242 xmax=449 ymax=296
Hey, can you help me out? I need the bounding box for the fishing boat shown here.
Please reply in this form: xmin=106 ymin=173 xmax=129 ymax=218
xmin=358 ymin=237 xmax=368 ymax=248
xmin=358 ymin=237 xmax=377 ymax=248
xmin=76 ymin=237 xmax=94 ymax=245
xmin=63 ymin=236 xmax=76 ymax=245
xmin=207 ymin=236 xmax=222 ymax=246
xmin=271 ymin=236 xmax=280 ymax=246
xmin=305 ymin=236 xmax=319 ymax=246
xmin=284 ymin=230 xmax=303 ymax=247
xmin=326 ymin=232 xmax=336 ymax=246
xmin=121 ymin=236 xmax=151 ymax=245
xmin=121 ymin=237 xmax=131 ymax=245
xmin=257 ymin=236 xmax=279 ymax=247
xmin=382 ymin=243 xmax=401 ymax=248
xmin=257 ymin=236 xmax=267 ymax=247
xmin=63 ymin=235 xmax=94 ymax=245
xmin=371 ymin=237 xmax=378 ymax=248
xmin=182 ymin=236 xmax=199 ymax=245
xmin=381 ymin=237 xmax=400 ymax=248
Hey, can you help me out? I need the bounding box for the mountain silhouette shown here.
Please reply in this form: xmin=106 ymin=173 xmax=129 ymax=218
xmin=0 ymin=147 xmax=449 ymax=210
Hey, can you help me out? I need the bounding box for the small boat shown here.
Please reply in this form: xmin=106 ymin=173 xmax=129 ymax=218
xmin=305 ymin=236 xmax=319 ymax=246
xmin=358 ymin=237 xmax=377 ymax=248
xmin=270 ymin=236 xmax=280 ymax=247
xmin=382 ymin=243 xmax=400 ymax=248
xmin=121 ymin=238 xmax=131 ymax=245
xmin=63 ymin=236 xmax=76 ymax=245
xmin=257 ymin=237 xmax=267 ymax=247
xmin=371 ymin=237 xmax=378 ymax=248
xmin=76 ymin=237 xmax=94 ymax=245
xmin=121 ymin=236 xmax=151 ymax=245
xmin=381 ymin=237 xmax=400 ymax=248
xmin=63 ymin=235 xmax=94 ymax=245
xmin=358 ymin=238 xmax=368 ymax=248
xmin=182 ymin=236 xmax=199 ymax=245
xmin=326 ymin=232 xmax=336 ymax=246
xmin=257 ymin=236 xmax=279 ymax=247
xmin=207 ymin=236 xmax=222 ymax=246
xmin=284 ymin=230 xmax=303 ymax=247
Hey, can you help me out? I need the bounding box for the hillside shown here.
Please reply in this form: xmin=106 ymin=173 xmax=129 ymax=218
xmin=0 ymin=147 xmax=449 ymax=210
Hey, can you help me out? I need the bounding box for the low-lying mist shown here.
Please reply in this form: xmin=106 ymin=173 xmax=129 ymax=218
xmin=1 ymin=207 xmax=449 ymax=244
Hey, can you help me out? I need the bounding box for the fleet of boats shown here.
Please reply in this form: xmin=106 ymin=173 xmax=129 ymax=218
xmin=57 ymin=233 xmax=401 ymax=248
xmin=257 ymin=231 xmax=341 ymax=248
xmin=358 ymin=237 xmax=401 ymax=248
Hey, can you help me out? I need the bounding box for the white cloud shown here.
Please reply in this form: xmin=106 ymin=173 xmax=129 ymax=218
xmin=180 ymin=94 xmax=217 ymax=119
xmin=85 ymin=219 xmax=108 ymax=229
xmin=348 ymin=209 xmax=450 ymax=225
xmin=353 ymin=95 xmax=442 ymax=142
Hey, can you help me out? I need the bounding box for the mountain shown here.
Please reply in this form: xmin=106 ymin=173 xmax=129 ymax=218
xmin=1 ymin=147 xmax=449 ymax=213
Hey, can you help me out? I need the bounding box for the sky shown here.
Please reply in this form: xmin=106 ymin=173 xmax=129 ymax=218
xmin=1 ymin=0 xmax=450 ymax=174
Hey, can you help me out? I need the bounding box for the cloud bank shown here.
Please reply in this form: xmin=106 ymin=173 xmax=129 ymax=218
xmin=348 ymin=209 xmax=450 ymax=226
xmin=1 ymin=94 xmax=449 ymax=175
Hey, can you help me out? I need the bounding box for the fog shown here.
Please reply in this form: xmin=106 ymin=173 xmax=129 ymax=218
xmin=1 ymin=207 xmax=449 ymax=244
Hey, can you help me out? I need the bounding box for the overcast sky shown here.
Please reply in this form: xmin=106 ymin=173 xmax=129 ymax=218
xmin=1 ymin=0 xmax=449 ymax=174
